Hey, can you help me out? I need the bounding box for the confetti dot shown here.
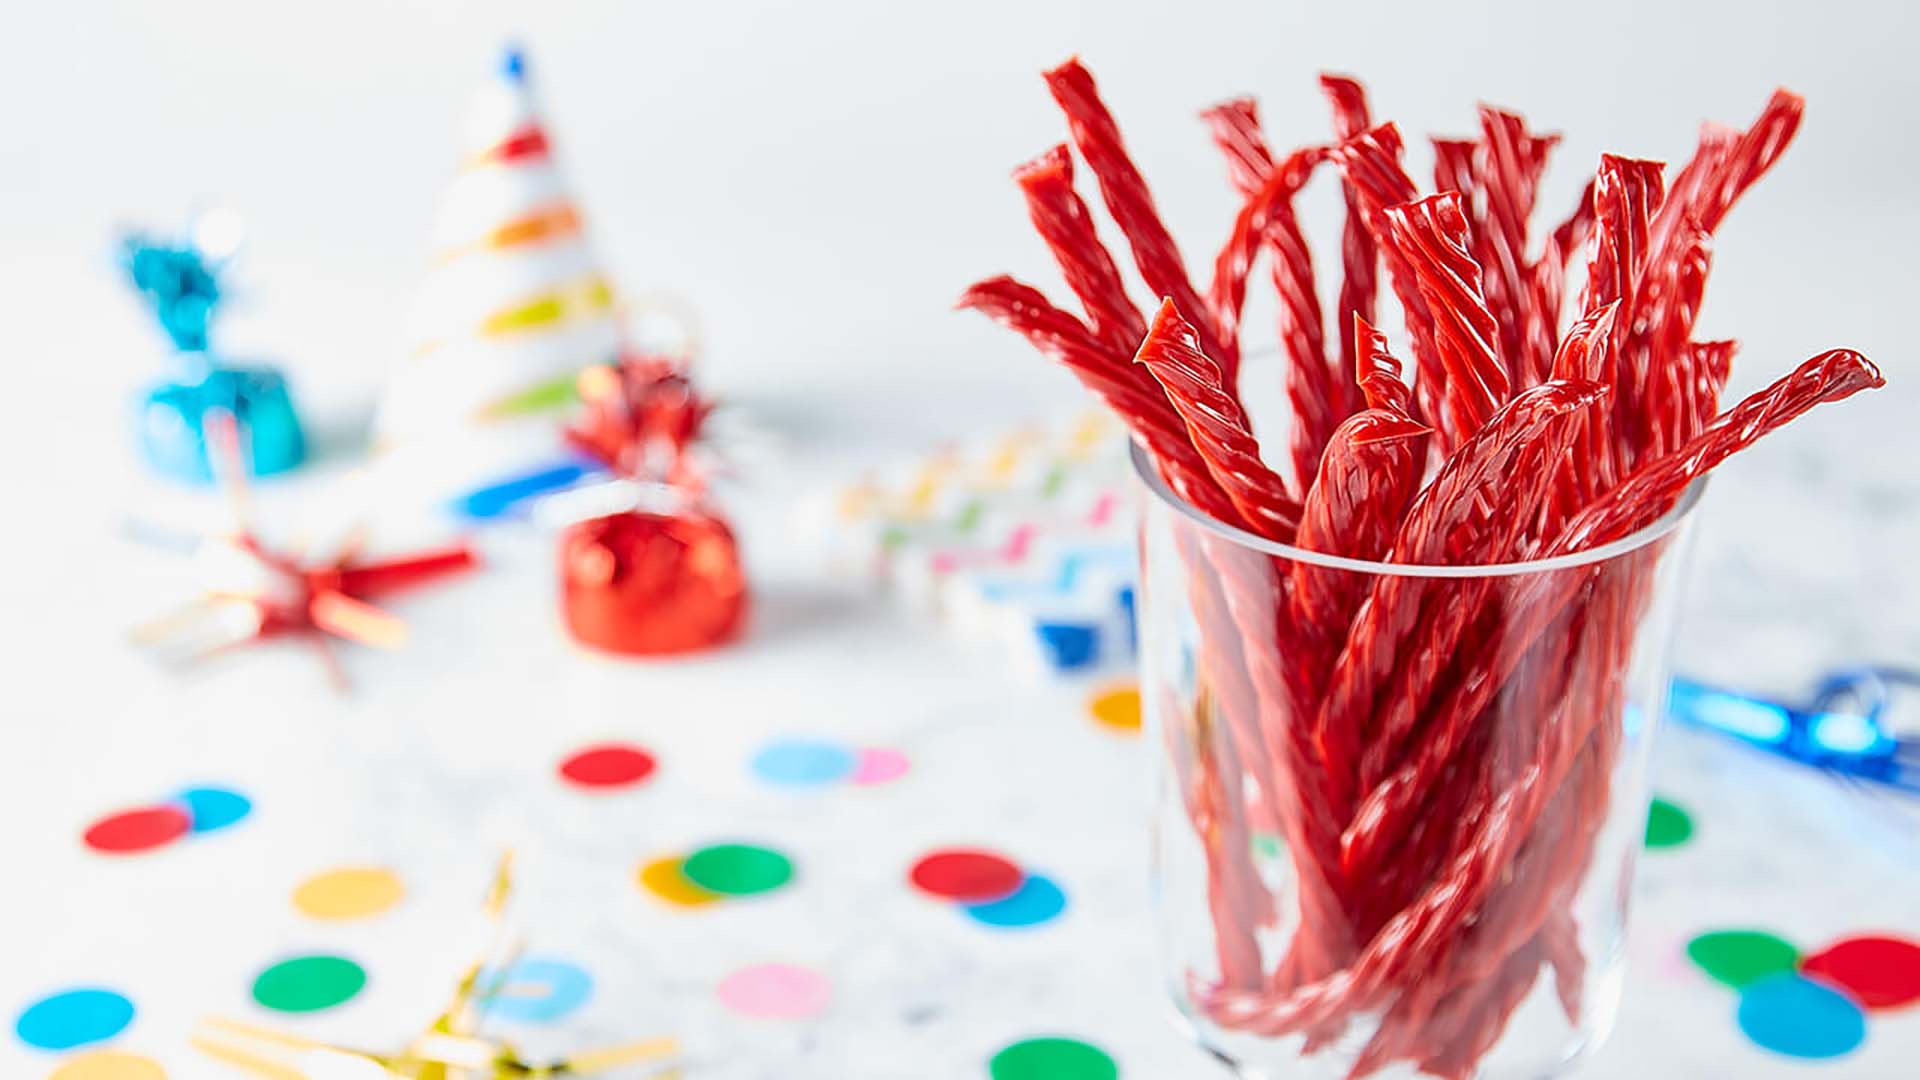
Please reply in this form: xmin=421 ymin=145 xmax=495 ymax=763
xmin=82 ymin=806 xmax=191 ymax=855
xmin=1800 ymin=935 xmax=1920 ymax=1010
xmin=1086 ymin=683 xmax=1141 ymax=733
xmin=964 ymin=874 xmax=1067 ymax=929
xmin=47 ymin=1051 xmax=167 ymax=1080
xmin=1644 ymin=797 xmax=1693 ymax=849
xmin=637 ymin=857 xmax=723 ymax=907
xmin=557 ymin=743 xmax=657 ymax=789
xmin=851 ymin=747 xmax=910 ymax=785
xmin=750 ymin=738 xmax=858 ymax=787
xmin=174 ymin=786 xmax=252 ymax=834
xmin=715 ymin=963 xmax=832 ymax=1020
xmin=1687 ymin=930 xmax=1801 ymax=989
xmin=292 ymin=866 xmax=405 ymax=921
xmin=14 ymin=989 xmax=134 ymax=1051
xmin=250 ymin=955 xmax=367 ymax=1013
xmin=909 ymin=850 xmax=1023 ymax=903
xmin=681 ymin=844 xmax=793 ymax=896
xmin=989 ymin=1036 xmax=1118 ymax=1080
xmin=482 ymin=957 xmax=593 ymax=1023
xmin=1736 ymin=973 xmax=1866 ymax=1059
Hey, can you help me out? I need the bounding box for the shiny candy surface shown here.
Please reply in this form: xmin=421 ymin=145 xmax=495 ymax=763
xmin=560 ymin=509 xmax=747 ymax=656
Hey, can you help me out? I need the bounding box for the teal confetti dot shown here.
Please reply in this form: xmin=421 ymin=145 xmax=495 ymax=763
xmin=176 ymin=786 xmax=252 ymax=833
xmin=750 ymin=739 xmax=857 ymax=788
xmin=14 ymin=988 xmax=135 ymax=1050
xmin=964 ymin=874 xmax=1067 ymax=929
xmin=481 ymin=957 xmax=593 ymax=1023
xmin=1737 ymin=973 xmax=1866 ymax=1059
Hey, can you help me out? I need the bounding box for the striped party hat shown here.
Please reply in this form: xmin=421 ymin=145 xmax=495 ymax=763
xmin=377 ymin=45 xmax=623 ymax=496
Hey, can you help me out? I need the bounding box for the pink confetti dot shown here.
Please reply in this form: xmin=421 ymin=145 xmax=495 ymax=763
xmin=715 ymin=963 xmax=832 ymax=1020
xmin=851 ymin=747 xmax=910 ymax=785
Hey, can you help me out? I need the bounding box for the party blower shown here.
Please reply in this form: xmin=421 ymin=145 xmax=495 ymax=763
xmin=962 ymin=58 xmax=1885 ymax=1079
xmin=193 ymin=854 xmax=681 ymax=1079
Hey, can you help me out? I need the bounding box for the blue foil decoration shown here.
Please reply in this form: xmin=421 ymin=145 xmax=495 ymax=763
xmin=121 ymin=222 xmax=306 ymax=482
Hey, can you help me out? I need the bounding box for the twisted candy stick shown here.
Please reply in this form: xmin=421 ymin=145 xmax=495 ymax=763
xmin=1518 ymin=179 xmax=1597 ymax=386
xmin=1135 ymin=300 xmax=1301 ymax=540
xmin=1331 ymin=125 xmax=1450 ymax=440
xmin=1646 ymin=223 xmax=1714 ymax=453
xmin=1045 ymin=59 xmax=1237 ymax=380
xmin=1207 ymin=146 xmax=1328 ymax=394
xmin=1313 ymin=379 xmax=1606 ymax=825
xmin=1350 ymin=352 xmax=1883 ymax=903
xmin=1383 ymin=193 xmax=1511 ymax=440
xmin=1198 ymin=102 xmax=1338 ymax=490
xmin=956 ymin=277 xmax=1246 ymax=530
xmin=1475 ymin=107 xmax=1558 ymax=382
xmin=1319 ymin=74 xmax=1377 ymax=420
xmin=1373 ymin=349 xmax=1886 ymax=867
xmin=1580 ymin=156 xmax=1667 ymax=472
xmin=1540 ymin=303 xmax=1623 ymax=538
xmin=1552 ymin=348 xmax=1883 ymax=553
xmin=1339 ymin=381 xmax=1608 ymax=877
xmin=1012 ymin=144 xmax=1147 ymax=356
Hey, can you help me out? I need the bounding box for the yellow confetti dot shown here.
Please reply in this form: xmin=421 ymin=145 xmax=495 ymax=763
xmin=292 ymin=866 xmax=406 ymax=921
xmin=1088 ymin=683 xmax=1142 ymax=733
xmin=48 ymin=1051 xmax=167 ymax=1080
xmin=637 ymin=856 xmax=723 ymax=907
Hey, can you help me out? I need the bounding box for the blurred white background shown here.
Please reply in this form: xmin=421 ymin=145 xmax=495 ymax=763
xmin=3 ymin=0 xmax=1915 ymax=700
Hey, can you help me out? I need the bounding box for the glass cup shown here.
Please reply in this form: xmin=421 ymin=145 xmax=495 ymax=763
xmin=1133 ymin=443 xmax=1702 ymax=1079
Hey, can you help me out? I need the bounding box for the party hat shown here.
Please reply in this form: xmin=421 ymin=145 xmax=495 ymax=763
xmin=377 ymin=45 xmax=623 ymax=498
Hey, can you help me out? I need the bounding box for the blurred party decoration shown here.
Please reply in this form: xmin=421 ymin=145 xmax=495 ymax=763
xmin=989 ymin=1037 xmax=1119 ymax=1080
xmin=831 ymin=411 xmax=1137 ymax=678
xmin=1671 ymin=669 xmax=1920 ymax=795
xmin=121 ymin=210 xmax=306 ymax=483
xmin=1683 ymin=926 xmax=1915 ymax=1060
xmin=552 ymin=350 xmax=749 ymax=657
xmin=292 ymin=866 xmax=407 ymax=922
xmin=376 ymin=44 xmax=624 ymax=500
xmin=194 ymin=853 xmax=680 ymax=1078
xmin=13 ymin=989 xmax=136 ymax=1051
xmin=556 ymin=742 xmax=658 ymax=790
xmin=132 ymin=412 xmax=477 ymax=685
xmin=714 ymin=963 xmax=832 ymax=1021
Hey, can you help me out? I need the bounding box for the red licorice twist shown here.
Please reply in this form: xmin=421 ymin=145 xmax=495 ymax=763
xmin=1474 ymin=107 xmax=1557 ymax=384
xmin=1383 ymin=193 xmax=1510 ymax=441
xmin=1012 ymin=144 xmax=1147 ymax=356
xmin=1135 ymin=299 xmax=1301 ymax=539
xmin=1045 ymin=59 xmax=1237 ymax=380
xmin=1319 ymin=74 xmax=1378 ymax=420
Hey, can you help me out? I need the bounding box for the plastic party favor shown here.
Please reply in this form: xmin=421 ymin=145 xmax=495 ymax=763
xmin=121 ymin=213 xmax=305 ymax=482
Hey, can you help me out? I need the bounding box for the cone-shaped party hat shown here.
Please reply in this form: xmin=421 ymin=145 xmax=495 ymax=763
xmin=377 ymin=45 xmax=623 ymax=497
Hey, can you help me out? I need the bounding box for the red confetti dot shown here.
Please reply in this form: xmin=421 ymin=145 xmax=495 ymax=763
xmin=557 ymin=743 xmax=658 ymax=789
xmin=1801 ymin=935 xmax=1920 ymax=1010
xmin=909 ymin=849 xmax=1024 ymax=903
xmin=83 ymin=806 xmax=192 ymax=854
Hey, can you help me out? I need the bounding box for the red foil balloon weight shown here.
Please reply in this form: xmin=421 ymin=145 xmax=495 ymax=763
xmin=561 ymin=507 xmax=746 ymax=655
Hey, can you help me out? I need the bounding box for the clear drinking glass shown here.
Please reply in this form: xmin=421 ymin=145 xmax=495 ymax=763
xmin=1133 ymin=443 xmax=1702 ymax=1080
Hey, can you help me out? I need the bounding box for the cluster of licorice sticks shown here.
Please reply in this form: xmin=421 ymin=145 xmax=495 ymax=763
xmin=960 ymin=58 xmax=1884 ymax=1079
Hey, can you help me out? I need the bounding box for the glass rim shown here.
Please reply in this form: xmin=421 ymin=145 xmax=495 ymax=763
xmin=1129 ymin=440 xmax=1706 ymax=578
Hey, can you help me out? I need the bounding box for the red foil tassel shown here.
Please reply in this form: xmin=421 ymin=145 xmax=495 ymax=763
xmin=560 ymin=508 xmax=747 ymax=655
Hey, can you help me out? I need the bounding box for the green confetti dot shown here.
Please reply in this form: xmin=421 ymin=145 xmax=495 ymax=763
xmin=681 ymin=843 xmax=793 ymax=896
xmin=1645 ymin=797 xmax=1695 ymax=849
xmin=1251 ymin=833 xmax=1283 ymax=860
xmin=1687 ymin=930 xmax=1801 ymax=989
xmin=990 ymin=1037 xmax=1118 ymax=1080
xmin=251 ymin=954 xmax=367 ymax=1013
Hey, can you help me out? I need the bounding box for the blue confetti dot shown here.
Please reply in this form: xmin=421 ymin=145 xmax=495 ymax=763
xmin=481 ymin=957 xmax=593 ymax=1024
xmin=750 ymin=739 xmax=857 ymax=788
xmin=1736 ymin=973 xmax=1866 ymax=1060
xmin=963 ymin=873 xmax=1067 ymax=929
xmin=175 ymin=786 xmax=252 ymax=833
xmin=14 ymin=988 xmax=135 ymax=1051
